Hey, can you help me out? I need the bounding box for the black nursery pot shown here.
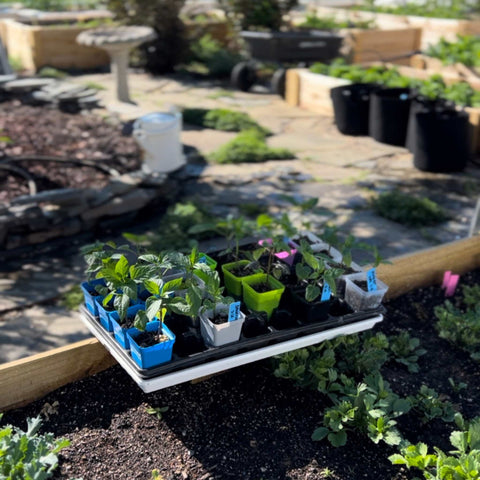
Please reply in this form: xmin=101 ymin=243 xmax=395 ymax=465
xmin=405 ymin=97 xmax=455 ymax=152
xmin=242 ymin=312 xmax=269 ymax=338
xmin=412 ymin=109 xmax=470 ymax=173
xmin=369 ymin=88 xmax=412 ymax=146
xmin=330 ymin=83 xmax=378 ymax=136
xmin=289 ymin=287 xmax=331 ymax=324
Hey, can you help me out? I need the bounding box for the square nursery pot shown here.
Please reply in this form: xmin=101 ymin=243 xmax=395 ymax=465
xmin=127 ymin=321 xmax=175 ymax=369
xmin=110 ymin=304 xmax=145 ymax=349
xmin=199 ymin=303 xmax=246 ymax=347
xmin=95 ymin=296 xmax=139 ymax=333
xmin=242 ymin=274 xmax=286 ymax=319
xmin=344 ymin=272 xmax=388 ymax=312
xmin=289 ymin=286 xmax=332 ymax=324
xmin=194 ymin=253 xmax=218 ymax=283
xmin=80 ymin=278 xmax=105 ymax=316
xmin=258 ymin=238 xmax=298 ymax=266
xmin=222 ymin=260 xmax=262 ymax=297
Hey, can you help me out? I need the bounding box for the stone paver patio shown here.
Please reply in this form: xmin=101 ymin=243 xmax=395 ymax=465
xmin=1 ymin=70 xmax=479 ymax=362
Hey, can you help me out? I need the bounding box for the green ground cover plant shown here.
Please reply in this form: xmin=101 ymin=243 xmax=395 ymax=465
xmin=182 ymin=108 xmax=270 ymax=135
xmin=434 ymin=285 xmax=480 ymax=361
xmin=390 ymin=413 xmax=480 ymax=479
xmin=310 ymin=58 xmax=480 ymax=107
xmin=371 ymin=191 xmax=449 ymax=227
xmin=208 ymin=129 xmax=294 ymax=164
xmin=0 ymin=414 xmax=69 ymax=479
xmin=274 ymin=330 xmax=428 ymax=447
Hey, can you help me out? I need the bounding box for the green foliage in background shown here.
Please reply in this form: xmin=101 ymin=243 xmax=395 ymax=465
xmin=219 ymin=0 xmax=298 ymax=31
xmin=182 ymin=107 xmax=270 ymax=135
xmin=299 ymin=13 xmax=374 ymax=30
xmin=59 ymin=285 xmax=84 ymax=311
xmin=427 ymin=35 xmax=480 ymax=67
xmin=310 ymin=58 xmax=480 ymax=107
xmin=15 ymin=0 xmax=98 ymax=10
xmin=123 ymin=202 xmax=219 ymax=252
xmin=188 ymin=34 xmax=242 ymax=77
xmin=0 ymin=414 xmax=70 ymax=480
xmin=209 ymin=129 xmax=294 ymax=164
xmin=371 ymin=191 xmax=449 ymax=228
xmin=107 ymin=0 xmax=187 ymax=74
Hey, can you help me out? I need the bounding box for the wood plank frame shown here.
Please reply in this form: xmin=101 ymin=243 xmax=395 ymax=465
xmin=1 ymin=236 xmax=479 ymax=412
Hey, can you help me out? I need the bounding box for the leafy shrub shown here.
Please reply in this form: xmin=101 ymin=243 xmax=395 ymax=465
xmin=427 ymin=35 xmax=480 ymax=67
xmin=219 ymin=0 xmax=298 ymax=31
xmin=208 ymin=129 xmax=294 ymax=164
xmin=434 ymin=296 xmax=480 ymax=361
xmin=107 ymin=0 xmax=187 ymax=74
xmin=299 ymin=13 xmax=374 ymax=30
xmin=0 ymin=414 xmax=69 ymax=479
xmin=123 ymin=202 xmax=219 ymax=251
xmin=188 ymin=34 xmax=241 ymax=77
xmin=390 ymin=413 xmax=480 ymax=479
xmin=182 ymin=108 xmax=270 ymax=135
xmin=371 ymin=191 xmax=448 ymax=227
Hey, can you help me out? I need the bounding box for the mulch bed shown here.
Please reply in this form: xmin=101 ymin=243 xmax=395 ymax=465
xmin=3 ymin=270 xmax=480 ymax=480
xmin=0 ymin=101 xmax=141 ymax=203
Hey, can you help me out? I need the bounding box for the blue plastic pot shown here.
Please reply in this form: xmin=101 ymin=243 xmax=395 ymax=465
xmin=127 ymin=321 xmax=176 ymax=369
xmin=80 ymin=278 xmax=106 ymax=316
xmin=95 ymin=296 xmax=115 ymax=332
xmin=110 ymin=304 xmax=145 ymax=349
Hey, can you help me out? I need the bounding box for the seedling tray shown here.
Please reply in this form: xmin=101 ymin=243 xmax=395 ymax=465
xmin=79 ymin=305 xmax=384 ymax=392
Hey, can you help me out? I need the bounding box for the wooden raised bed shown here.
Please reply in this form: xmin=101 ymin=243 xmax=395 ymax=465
xmin=285 ymin=66 xmax=480 ymax=153
xmin=314 ymin=6 xmax=480 ymax=49
xmin=0 ymin=18 xmax=110 ymax=71
xmin=1 ymin=236 xmax=479 ymax=413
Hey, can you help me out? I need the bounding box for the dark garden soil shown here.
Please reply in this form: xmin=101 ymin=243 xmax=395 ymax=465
xmin=4 ymin=269 xmax=480 ymax=480
xmin=0 ymin=101 xmax=141 ymax=203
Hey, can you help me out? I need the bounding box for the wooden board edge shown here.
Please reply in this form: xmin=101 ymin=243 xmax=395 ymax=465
xmin=0 ymin=338 xmax=116 ymax=412
xmin=1 ymin=236 xmax=479 ymax=411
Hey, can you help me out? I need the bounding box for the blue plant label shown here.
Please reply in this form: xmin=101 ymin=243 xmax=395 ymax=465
xmin=367 ymin=268 xmax=377 ymax=292
xmin=199 ymin=256 xmax=207 ymax=264
xmin=167 ymin=291 xmax=175 ymax=298
xmin=228 ymin=301 xmax=241 ymax=322
xmin=321 ymin=282 xmax=331 ymax=302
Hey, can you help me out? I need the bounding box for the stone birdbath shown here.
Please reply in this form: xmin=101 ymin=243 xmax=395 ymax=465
xmin=77 ymin=26 xmax=156 ymax=103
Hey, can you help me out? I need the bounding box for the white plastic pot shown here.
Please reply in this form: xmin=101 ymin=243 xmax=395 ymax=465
xmin=199 ymin=303 xmax=246 ymax=347
xmin=133 ymin=110 xmax=185 ymax=173
xmin=344 ymin=272 xmax=388 ymax=312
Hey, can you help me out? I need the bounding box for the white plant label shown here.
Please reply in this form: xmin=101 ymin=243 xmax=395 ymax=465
xmin=228 ymin=301 xmax=241 ymax=322
xmin=367 ymin=268 xmax=377 ymax=292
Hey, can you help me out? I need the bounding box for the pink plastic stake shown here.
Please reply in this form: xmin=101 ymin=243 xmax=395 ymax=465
xmin=445 ymin=274 xmax=459 ymax=297
xmin=442 ymin=271 xmax=452 ymax=289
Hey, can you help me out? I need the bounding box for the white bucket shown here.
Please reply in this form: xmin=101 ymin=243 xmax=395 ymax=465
xmin=132 ymin=110 xmax=186 ymax=174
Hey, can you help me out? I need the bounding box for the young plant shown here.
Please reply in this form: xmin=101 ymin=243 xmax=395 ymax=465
xmin=407 ymin=385 xmax=456 ymax=424
xmin=390 ymin=413 xmax=480 ymax=479
xmin=201 ymin=271 xmax=234 ymax=319
xmin=169 ymin=283 xmax=204 ymax=325
xmin=388 ymin=331 xmax=427 ymax=373
xmin=164 ymin=246 xmax=212 ymax=290
xmin=295 ymin=247 xmax=343 ymax=302
xmin=134 ymin=277 xmax=185 ymax=338
xmin=0 ymin=414 xmax=70 ymax=479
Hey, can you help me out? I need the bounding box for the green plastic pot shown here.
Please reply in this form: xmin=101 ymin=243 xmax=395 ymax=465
xmin=221 ymin=260 xmax=262 ymax=297
xmin=242 ymin=273 xmax=285 ymax=319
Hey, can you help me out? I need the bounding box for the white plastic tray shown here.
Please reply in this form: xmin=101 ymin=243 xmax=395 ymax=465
xmin=80 ymin=312 xmax=383 ymax=393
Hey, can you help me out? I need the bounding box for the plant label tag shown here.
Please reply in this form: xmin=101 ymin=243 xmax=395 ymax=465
xmin=445 ymin=274 xmax=459 ymax=297
xmin=321 ymin=283 xmax=331 ymax=302
xmin=167 ymin=291 xmax=175 ymax=298
xmin=367 ymin=268 xmax=377 ymax=292
xmin=442 ymin=271 xmax=452 ymax=289
xmin=199 ymin=256 xmax=207 ymax=264
xmin=228 ymin=301 xmax=241 ymax=322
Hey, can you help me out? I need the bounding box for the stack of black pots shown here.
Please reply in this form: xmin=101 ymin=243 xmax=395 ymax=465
xmin=330 ymin=84 xmax=471 ymax=173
